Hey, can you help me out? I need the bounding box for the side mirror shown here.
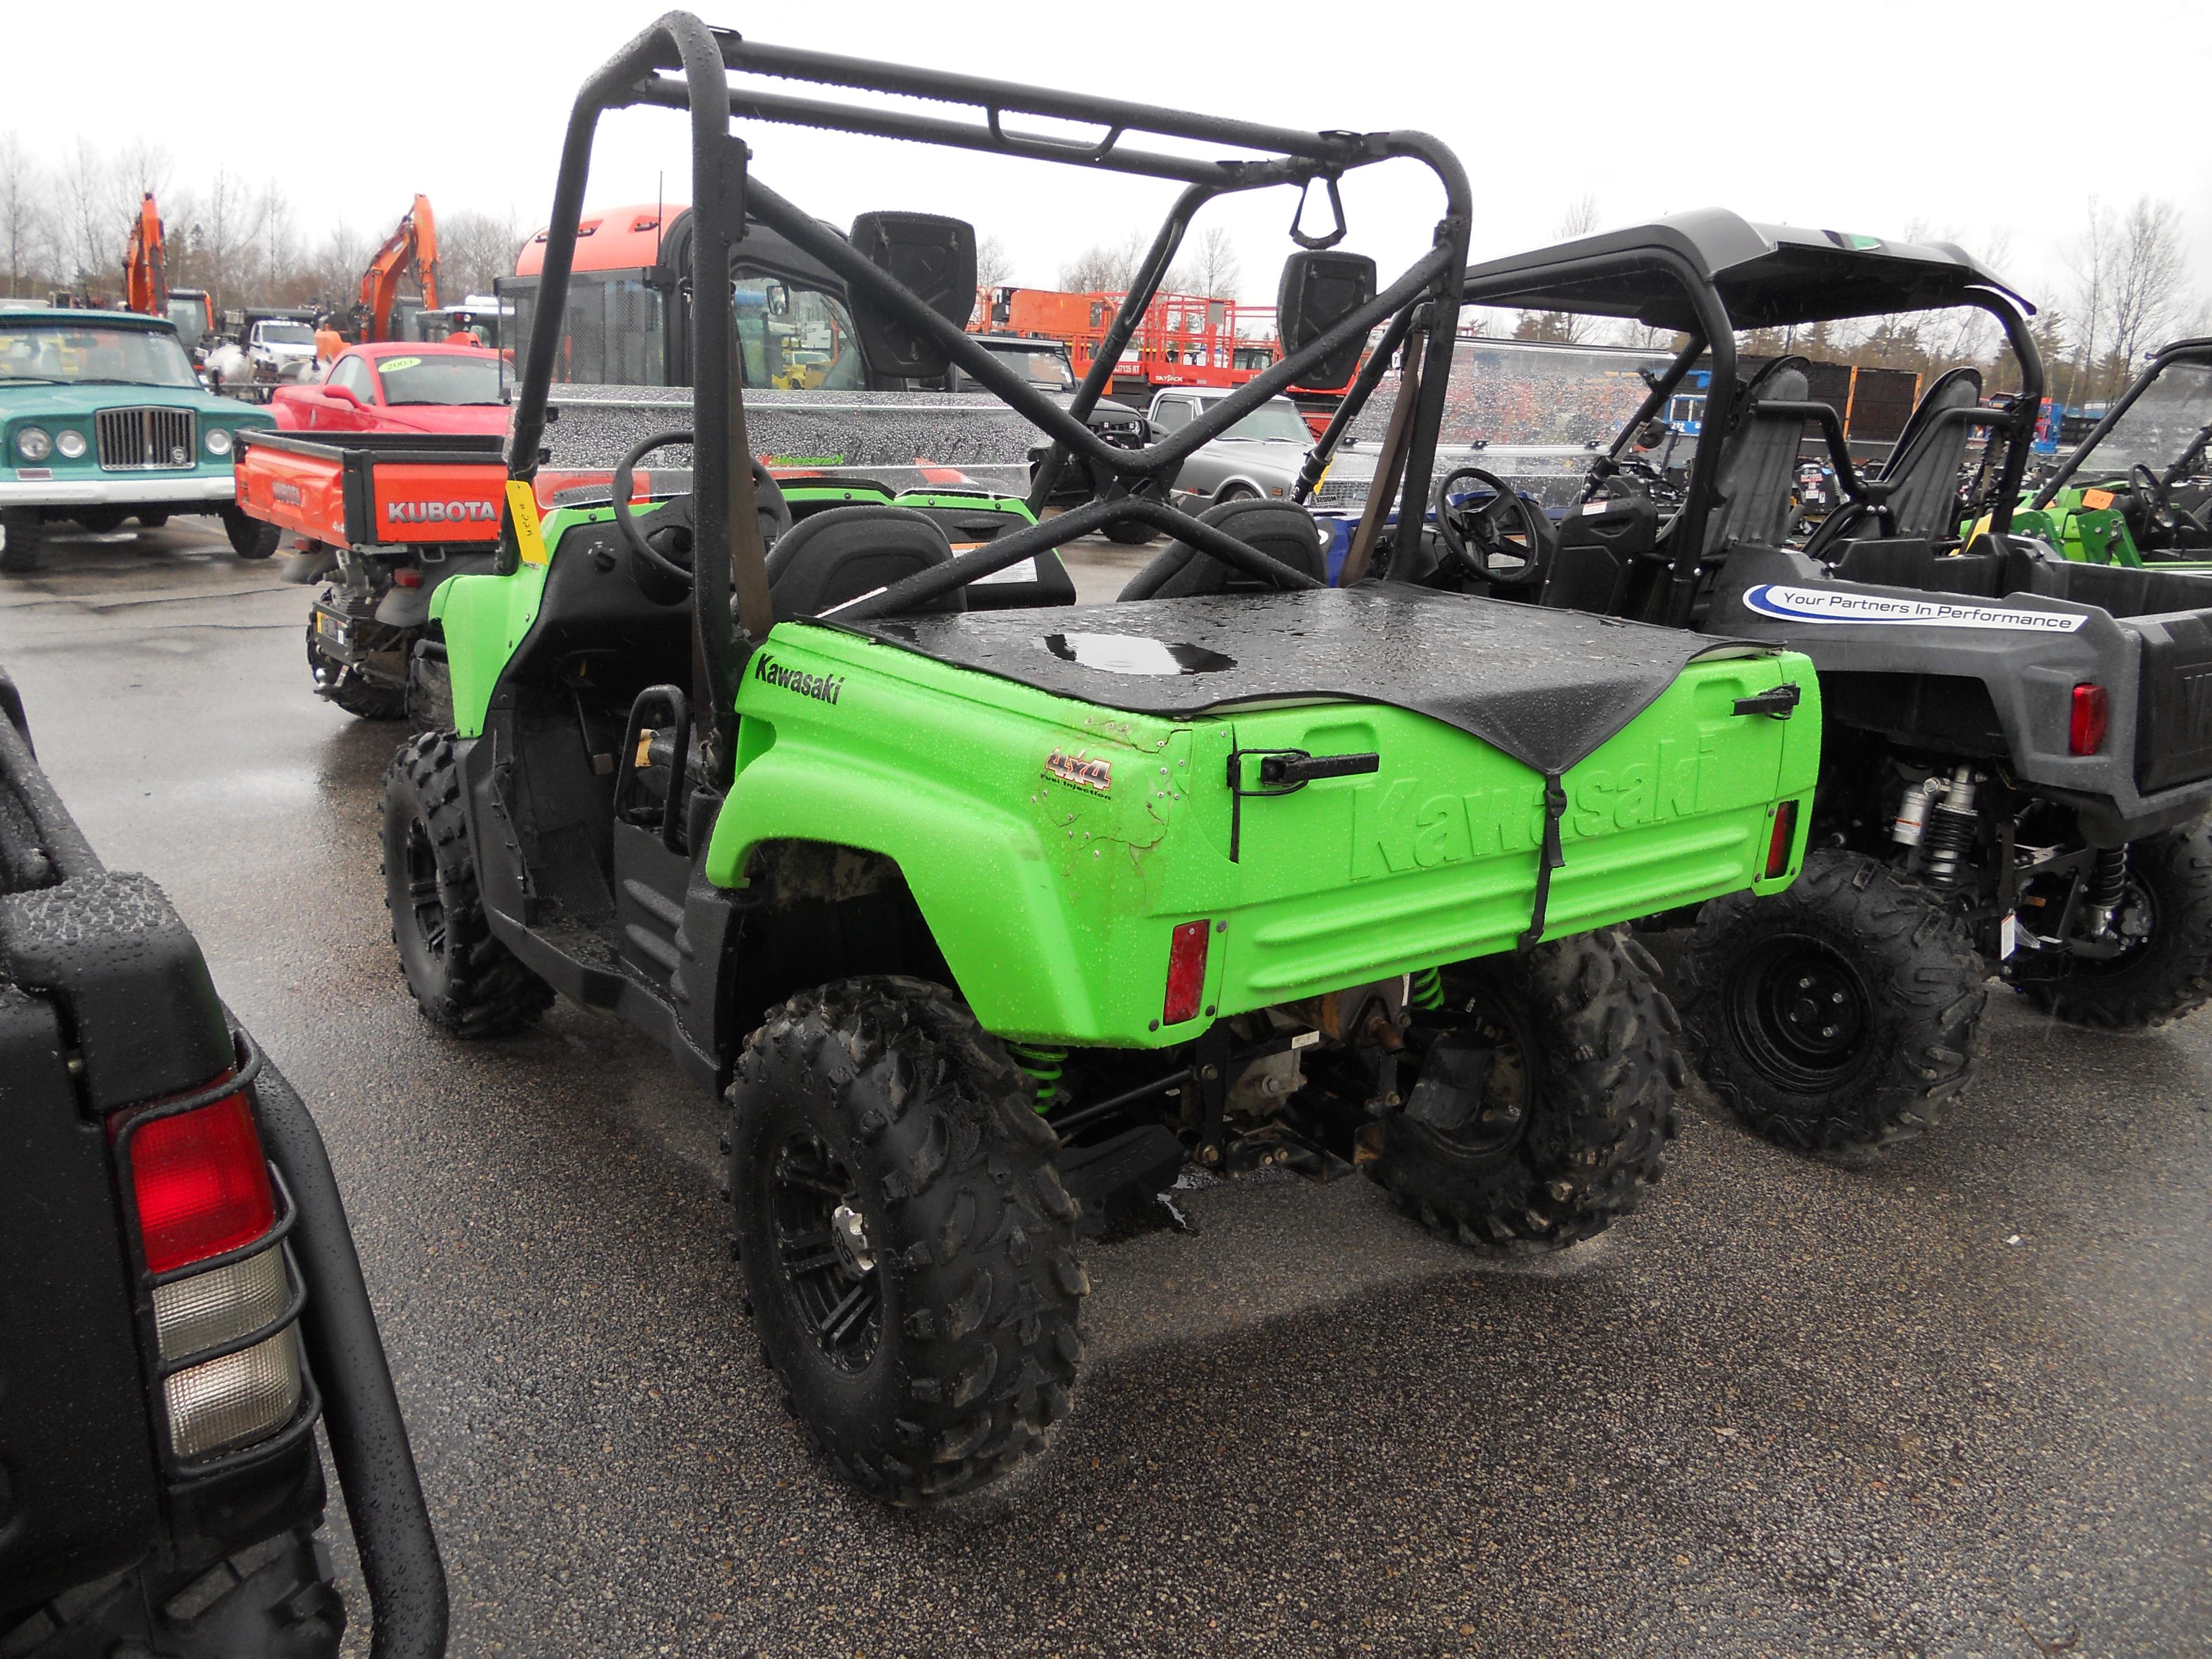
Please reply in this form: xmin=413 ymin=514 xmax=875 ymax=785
xmin=764 ymin=281 xmax=791 ymax=319
xmin=323 ymin=381 xmax=363 ymax=407
xmin=847 ymin=211 xmax=977 ymax=379
xmin=1277 ymin=250 xmax=1376 ymax=390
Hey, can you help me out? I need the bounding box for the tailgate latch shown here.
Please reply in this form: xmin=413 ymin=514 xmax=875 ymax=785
xmin=1732 ymin=681 xmax=1801 ymax=719
xmin=1226 ymin=747 xmax=1381 ymax=861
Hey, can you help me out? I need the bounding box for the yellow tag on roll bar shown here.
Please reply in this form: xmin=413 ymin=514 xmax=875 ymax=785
xmin=505 ymin=480 xmax=548 ymax=565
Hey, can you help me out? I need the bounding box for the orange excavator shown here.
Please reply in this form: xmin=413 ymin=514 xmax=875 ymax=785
xmin=357 ymin=195 xmax=440 ymax=342
xmin=123 ymin=193 xmax=166 ymax=317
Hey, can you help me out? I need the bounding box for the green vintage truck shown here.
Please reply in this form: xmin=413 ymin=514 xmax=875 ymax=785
xmin=0 ymin=308 xmax=275 ymax=570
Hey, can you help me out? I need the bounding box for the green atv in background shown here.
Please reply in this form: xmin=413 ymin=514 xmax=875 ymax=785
xmin=2009 ymin=337 xmax=2212 ymax=569
xmin=381 ymin=13 xmax=1819 ymax=1505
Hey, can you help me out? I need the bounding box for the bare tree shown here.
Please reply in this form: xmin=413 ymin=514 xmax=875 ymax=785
xmin=2063 ymin=197 xmax=2115 ymax=406
xmin=303 ymin=221 xmax=372 ymax=311
xmin=1059 ymin=228 xmax=1188 ymax=294
xmin=0 ymin=132 xmax=48 ymax=297
xmin=1521 ymin=195 xmax=1603 ymax=344
xmin=55 ymin=139 xmax=112 ymax=296
xmin=974 ymin=233 xmax=1013 ymax=290
xmin=2105 ymin=195 xmax=2188 ymax=398
xmin=1190 ymin=225 xmax=1241 ymax=300
xmin=438 ymin=209 xmax=524 ymax=300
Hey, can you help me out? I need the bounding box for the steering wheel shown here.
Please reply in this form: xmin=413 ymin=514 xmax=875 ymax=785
xmin=610 ymin=429 xmax=793 ymax=590
xmin=2130 ymin=462 xmax=2210 ymax=541
xmin=1434 ymin=466 xmax=1553 ymax=589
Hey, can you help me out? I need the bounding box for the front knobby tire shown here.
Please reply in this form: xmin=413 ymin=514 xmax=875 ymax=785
xmin=1368 ymin=927 xmax=1685 ymax=1255
xmin=380 ymin=732 xmax=552 ymax=1037
xmin=2021 ymin=821 xmax=2212 ymax=1030
xmin=1680 ymin=851 xmax=1987 ymax=1151
xmin=729 ymin=977 xmax=1087 ymax=1506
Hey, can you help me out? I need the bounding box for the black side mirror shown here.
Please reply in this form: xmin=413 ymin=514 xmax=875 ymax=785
xmin=1277 ymin=250 xmax=1376 ymax=389
xmin=848 ymin=211 xmax=978 ymax=378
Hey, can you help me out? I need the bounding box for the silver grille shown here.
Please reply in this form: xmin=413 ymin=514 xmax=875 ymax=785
xmin=96 ymin=406 xmax=197 ymax=471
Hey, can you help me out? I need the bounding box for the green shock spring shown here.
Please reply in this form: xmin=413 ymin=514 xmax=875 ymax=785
xmin=1408 ymin=967 xmax=1445 ymax=1011
xmin=1006 ymin=1042 xmax=1066 ymax=1112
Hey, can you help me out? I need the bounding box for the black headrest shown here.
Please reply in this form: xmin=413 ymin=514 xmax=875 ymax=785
xmin=764 ymin=505 xmax=965 ymax=621
xmin=1116 ymin=498 xmax=1324 ymax=601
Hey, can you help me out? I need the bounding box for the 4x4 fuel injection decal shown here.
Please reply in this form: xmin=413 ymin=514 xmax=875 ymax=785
xmin=1744 ymin=584 xmax=2087 ymax=633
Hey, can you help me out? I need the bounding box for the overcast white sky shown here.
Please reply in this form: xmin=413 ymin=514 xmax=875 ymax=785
xmin=12 ymin=0 xmax=2210 ymax=319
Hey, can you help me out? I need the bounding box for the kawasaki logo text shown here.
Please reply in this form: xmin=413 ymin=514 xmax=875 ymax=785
xmin=386 ymin=499 xmax=499 ymax=525
xmin=752 ymin=654 xmax=844 ymax=706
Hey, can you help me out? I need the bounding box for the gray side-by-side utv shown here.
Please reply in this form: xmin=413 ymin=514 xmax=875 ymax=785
xmin=1290 ymin=211 xmax=2212 ymax=1149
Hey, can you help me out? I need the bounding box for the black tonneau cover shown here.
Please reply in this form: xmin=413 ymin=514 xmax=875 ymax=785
xmin=831 ymin=585 xmax=1757 ymax=776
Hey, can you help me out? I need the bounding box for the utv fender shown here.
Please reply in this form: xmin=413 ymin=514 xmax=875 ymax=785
xmin=704 ymin=752 xmax=1102 ymax=1041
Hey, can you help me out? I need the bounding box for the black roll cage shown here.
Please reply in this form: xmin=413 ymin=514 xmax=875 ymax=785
xmin=2033 ymin=336 xmax=2212 ymax=507
xmin=1290 ymin=237 xmax=2046 ymax=627
xmin=503 ymin=10 xmax=1472 ymax=793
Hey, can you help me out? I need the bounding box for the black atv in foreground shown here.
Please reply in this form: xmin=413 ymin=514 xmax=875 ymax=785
xmin=1301 ymin=211 xmax=2212 ymax=1150
xmin=0 ymin=669 xmax=444 ymax=1657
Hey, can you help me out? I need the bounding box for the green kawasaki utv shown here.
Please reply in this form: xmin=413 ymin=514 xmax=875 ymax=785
xmin=380 ymin=13 xmax=1819 ymax=1503
xmin=2014 ymin=336 xmax=2212 ymax=569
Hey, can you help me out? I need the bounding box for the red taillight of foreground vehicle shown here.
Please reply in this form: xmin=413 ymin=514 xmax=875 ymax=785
xmin=128 ymin=1092 xmax=276 ymax=1274
xmin=1163 ymin=919 xmax=1212 ymax=1026
xmin=1765 ymin=799 xmax=1800 ymax=880
xmin=2070 ymin=683 xmax=2109 ymax=756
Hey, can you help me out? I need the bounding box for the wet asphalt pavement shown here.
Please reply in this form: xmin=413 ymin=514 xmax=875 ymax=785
xmin=5 ymin=521 xmax=2209 ymax=1659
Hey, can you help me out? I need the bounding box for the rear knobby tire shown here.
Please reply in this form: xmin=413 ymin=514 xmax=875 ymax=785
xmin=729 ymin=976 xmax=1086 ymax=1506
xmin=1679 ymin=850 xmax=1987 ymax=1151
xmin=1103 ymin=518 xmax=1157 ymax=545
xmin=306 ymin=618 xmax=404 ymax=719
xmin=222 ymin=505 xmax=280 ymax=558
xmin=380 ymin=732 xmax=552 ymax=1037
xmin=2021 ymin=820 xmax=2212 ymax=1029
xmin=1368 ymin=927 xmax=1685 ymax=1255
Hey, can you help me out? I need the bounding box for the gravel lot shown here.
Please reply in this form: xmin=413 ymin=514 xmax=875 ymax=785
xmin=6 ymin=518 xmax=2208 ymax=1658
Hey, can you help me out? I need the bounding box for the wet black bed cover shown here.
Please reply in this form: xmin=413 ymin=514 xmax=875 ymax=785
xmin=826 ymin=585 xmax=1761 ymax=777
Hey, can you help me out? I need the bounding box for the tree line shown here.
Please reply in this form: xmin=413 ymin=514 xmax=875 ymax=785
xmin=0 ymin=134 xmax=523 ymax=316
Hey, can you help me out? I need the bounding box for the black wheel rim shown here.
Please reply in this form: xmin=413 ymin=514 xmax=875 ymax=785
xmin=770 ymin=1131 xmax=881 ymax=1372
xmin=1406 ymin=999 xmax=1534 ymax=1156
xmin=402 ymin=817 xmax=447 ymax=963
xmin=2067 ymin=877 xmax=2159 ymax=979
xmin=1724 ymin=933 xmax=1873 ymax=1092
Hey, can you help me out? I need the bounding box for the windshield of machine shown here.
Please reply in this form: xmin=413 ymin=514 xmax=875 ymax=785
xmin=735 ymin=278 xmax=863 ymax=392
xmin=377 ymin=353 xmax=504 ymax=406
xmin=2084 ymin=361 xmax=2212 ymax=480
xmin=0 ymin=325 xmax=198 ymax=387
xmin=972 ymin=342 xmax=1075 ymax=392
xmin=259 ymin=323 xmax=316 ymax=346
xmin=1220 ymin=400 xmax=1311 ymax=442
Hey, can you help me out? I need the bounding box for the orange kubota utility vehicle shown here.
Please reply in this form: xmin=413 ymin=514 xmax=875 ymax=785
xmin=358 ymin=195 xmax=440 ymax=343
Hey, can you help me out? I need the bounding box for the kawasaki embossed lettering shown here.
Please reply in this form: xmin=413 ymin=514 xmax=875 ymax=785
xmin=752 ymin=653 xmax=844 ymax=706
xmin=1351 ymin=735 xmax=1721 ymax=881
xmin=386 ymin=499 xmax=500 ymax=525
xmin=1744 ymin=583 xmax=2086 ymax=634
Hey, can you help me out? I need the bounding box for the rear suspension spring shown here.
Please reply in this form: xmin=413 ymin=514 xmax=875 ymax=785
xmin=1408 ymin=966 xmax=1446 ymax=1010
xmin=2085 ymin=846 xmax=2130 ymax=926
xmin=1005 ymin=1042 xmax=1066 ymax=1111
xmin=1921 ymin=767 xmax=1979 ymax=888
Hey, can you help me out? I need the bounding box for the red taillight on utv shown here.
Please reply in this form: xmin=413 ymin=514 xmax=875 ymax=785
xmin=129 ymin=1091 xmax=275 ymax=1273
xmin=1764 ymin=799 xmax=1800 ymax=880
xmin=116 ymin=1079 xmax=304 ymax=1463
xmin=2070 ymin=683 xmax=2109 ymax=756
xmin=1162 ymin=919 xmax=1211 ymax=1025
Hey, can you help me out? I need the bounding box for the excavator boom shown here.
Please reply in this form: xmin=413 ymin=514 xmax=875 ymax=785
xmin=358 ymin=195 xmax=441 ymax=342
xmin=123 ymin=194 xmax=166 ymax=317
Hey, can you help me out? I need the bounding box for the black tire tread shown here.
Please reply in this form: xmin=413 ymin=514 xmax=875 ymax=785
xmin=2021 ymin=821 xmax=2212 ymax=1030
xmin=380 ymin=732 xmax=552 ymax=1037
xmin=730 ymin=976 xmax=1084 ymax=1506
xmin=1679 ymin=850 xmax=1987 ymax=1150
xmin=1369 ymin=927 xmax=1683 ymax=1255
